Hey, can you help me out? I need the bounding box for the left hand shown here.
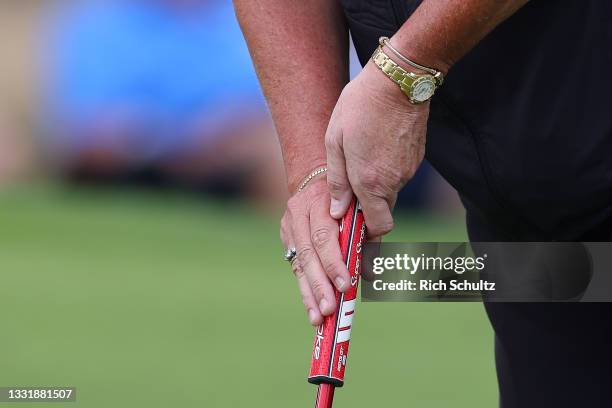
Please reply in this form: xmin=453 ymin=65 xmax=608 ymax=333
xmin=325 ymin=61 xmax=430 ymax=238
xmin=280 ymin=176 xmax=351 ymax=326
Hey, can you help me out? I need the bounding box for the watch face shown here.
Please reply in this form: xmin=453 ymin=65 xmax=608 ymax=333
xmin=411 ymin=77 xmax=436 ymax=103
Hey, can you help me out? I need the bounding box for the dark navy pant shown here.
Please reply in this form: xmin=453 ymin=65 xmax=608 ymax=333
xmin=343 ymin=0 xmax=612 ymax=406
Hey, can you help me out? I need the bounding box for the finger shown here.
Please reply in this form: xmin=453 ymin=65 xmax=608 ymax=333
xmin=292 ymin=259 xmax=324 ymax=326
xmin=291 ymin=211 xmax=337 ymax=316
xmin=325 ymin=118 xmax=353 ymax=219
xmin=364 ymin=194 xmax=397 ymax=241
xmin=357 ymin=192 xmax=395 ymax=239
xmin=310 ymin=196 xmax=350 ymax=292
xmin=283 ymin=212 xmax=323 ymax=325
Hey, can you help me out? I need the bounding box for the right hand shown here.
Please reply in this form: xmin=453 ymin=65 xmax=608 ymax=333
xmin=325 ymin=61 xmax=429 ymax=238
xmin=280 ymin=175 xmax=350 ymax=326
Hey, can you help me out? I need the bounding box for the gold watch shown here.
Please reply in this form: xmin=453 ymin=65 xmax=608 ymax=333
xmin=371 ymin=46 xmax=441 ymax=104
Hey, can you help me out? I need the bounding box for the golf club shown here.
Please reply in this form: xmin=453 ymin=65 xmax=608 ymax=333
xmin=308 ymin=199 xmax=366 ymax=408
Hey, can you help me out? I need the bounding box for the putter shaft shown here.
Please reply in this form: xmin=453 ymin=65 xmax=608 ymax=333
xmin=315 ymin=384 xmax=335 ymax=408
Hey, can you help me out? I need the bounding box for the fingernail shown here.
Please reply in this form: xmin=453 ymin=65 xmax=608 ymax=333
xmin=319 ymin=298 xmax=330 ymax=313
xmin=335 ymin=276 xmax=346 ymax=291
xmin=330 ymin=199 xmax=342 ymax=217
xmin=308 ymin=309 xmax=318 ymax=324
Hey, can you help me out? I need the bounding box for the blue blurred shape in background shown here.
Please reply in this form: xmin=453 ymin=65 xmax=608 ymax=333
xmin=42 ymin=0 xmax=275 ymax=190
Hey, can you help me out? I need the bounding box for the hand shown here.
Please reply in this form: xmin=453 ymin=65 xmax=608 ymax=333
xmin=325 ymin=61 xmax=429 ymax=237
xmin=280 ymin=176 xmax=350 ymax=326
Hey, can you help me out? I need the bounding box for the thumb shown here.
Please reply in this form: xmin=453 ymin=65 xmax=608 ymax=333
xmin=325 ymin=125 xmax=352 ymax=219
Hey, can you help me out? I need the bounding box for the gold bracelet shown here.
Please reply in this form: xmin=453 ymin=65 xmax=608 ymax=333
xmin=379 ymin=37 xmax=444 ymax=86
xmin=297 ymin=167 xmax=327 ymax=193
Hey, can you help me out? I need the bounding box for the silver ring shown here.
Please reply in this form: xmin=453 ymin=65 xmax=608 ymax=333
xmin=284 ymin=247 xmax=297 ymax=263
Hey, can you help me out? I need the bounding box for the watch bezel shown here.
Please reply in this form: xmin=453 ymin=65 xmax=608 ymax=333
xmin=409 ymin=75 xmax=436 ymax=104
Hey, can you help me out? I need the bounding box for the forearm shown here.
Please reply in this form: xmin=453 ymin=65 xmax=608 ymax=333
xmin=390 ymin=0 xmax=529 ymax=73
xmin=234 ymin=0 xmax=348 ymax=193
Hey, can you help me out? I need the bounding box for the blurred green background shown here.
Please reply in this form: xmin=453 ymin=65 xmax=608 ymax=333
xmin=0 ymin=185 xmax=495 ymax=407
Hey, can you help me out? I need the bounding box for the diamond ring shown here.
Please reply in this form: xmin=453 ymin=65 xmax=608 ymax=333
xmin=284 ymin=247 xmax=297 ymax=263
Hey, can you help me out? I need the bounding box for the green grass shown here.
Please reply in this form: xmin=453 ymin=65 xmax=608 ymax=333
xmin=0 ymin=185 xmax=496 ymax=407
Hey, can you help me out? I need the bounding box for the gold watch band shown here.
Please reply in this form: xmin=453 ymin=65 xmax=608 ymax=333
xmin=371 ymin=46 xmax=438 ymax=104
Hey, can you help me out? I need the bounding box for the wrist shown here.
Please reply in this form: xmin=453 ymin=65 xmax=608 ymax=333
xmin=362 ymin=61 xmax=406 ymax=99
xmin=362 ymin=60 xmax=430 ymax=111
xmin=368 ymin=40 xmax=443 ymax=105
xmin=387 ymin=35 xmax=452 ymax=75
xmin=286 ymin=161 xmax=327 ymax=195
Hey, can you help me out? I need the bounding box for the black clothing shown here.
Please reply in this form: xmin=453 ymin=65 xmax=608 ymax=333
xmin=342 ymin=1 xmax=612 ymax=406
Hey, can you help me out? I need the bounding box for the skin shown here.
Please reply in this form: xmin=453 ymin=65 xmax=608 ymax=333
xmin=235 ymin=0 xmax=529 ymax=325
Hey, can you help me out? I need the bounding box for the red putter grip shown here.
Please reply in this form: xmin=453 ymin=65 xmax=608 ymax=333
xmin=308 ymin=200 xmax=366 ymax=387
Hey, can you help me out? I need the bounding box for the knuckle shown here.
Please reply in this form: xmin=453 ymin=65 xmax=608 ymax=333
xmin=310 ymin=279 xmax=326 ymax=299
xmin=327 ymin=177 xmax=347 ymax=194
xmin=381 ymin=222 xmax=395 ymax=234
xmin=369 ymin=221 xmax=394 ymax=237
xmin=390 ymin=169 xmax=408 ymax=190
xmin=311 ymin=227 xmax=331 ymax=249
xmin=358 ymin=167 xmax=407 ymax=195
xmin=358 ymin=169 xmax=382 ymax=193
xmin=322 ymin=261 xmax=342 ymax=279
xmin=291 ymin=261 xmax=306 ymax=279
xmin=295 ymin=246 xmax=315 ymax=269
